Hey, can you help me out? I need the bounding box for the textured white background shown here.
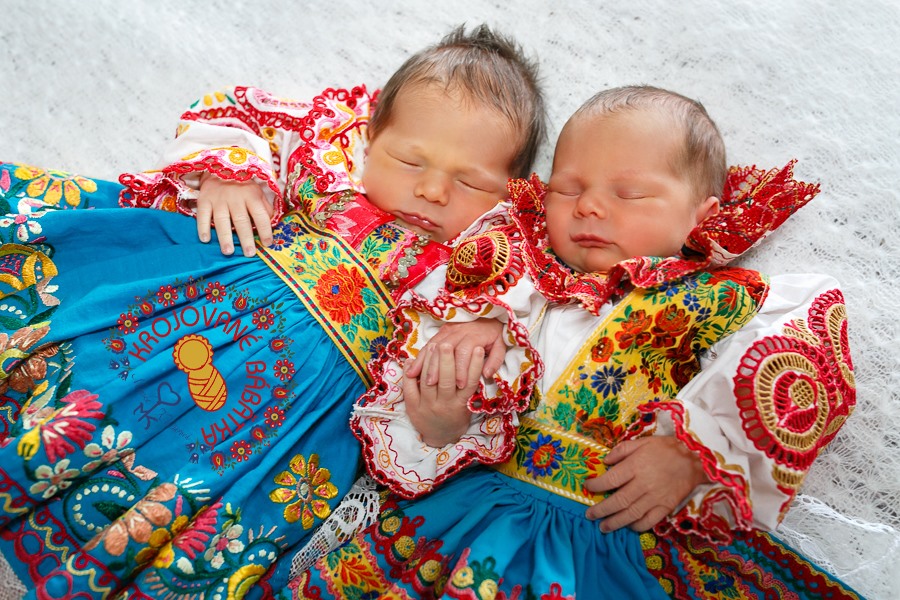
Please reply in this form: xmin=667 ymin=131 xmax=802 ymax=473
xmin=2 ymin=1 xmax=899 ymax=598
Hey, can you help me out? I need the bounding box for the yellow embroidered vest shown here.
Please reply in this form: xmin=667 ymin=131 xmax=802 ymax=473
xmin=493 ymin=267 xmax=768 ymax=505
xmin=257 ymin=179 xmax=449 ymax=385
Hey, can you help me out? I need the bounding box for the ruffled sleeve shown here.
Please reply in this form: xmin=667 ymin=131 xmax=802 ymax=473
xmin=351 ymin=218 xmax=547 ymax=498
xmin=118 ymin=85 xmax=373 ymax=224
xmin=652 ymin=273 xmax=855 ymax=541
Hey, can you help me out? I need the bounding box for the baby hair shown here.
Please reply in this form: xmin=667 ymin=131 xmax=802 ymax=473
xmin=574 ymin=85 xmax=726 ymax=199
xmin=369 ymin=23 xmax=546 ymax=179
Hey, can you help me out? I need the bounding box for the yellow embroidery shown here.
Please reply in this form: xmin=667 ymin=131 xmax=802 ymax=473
xmin=173 ymin=334 xmax=227 ymax=411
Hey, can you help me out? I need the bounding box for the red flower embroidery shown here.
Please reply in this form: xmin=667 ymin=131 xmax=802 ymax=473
xmin=590 ymin=336 xmax=614 ymax=363
xmin=210 ymin=452 xmax=225 ymax=468
xmin=40 ymin=390 xmax=104 ymax=462
xmin=732 ymin=290 xmax=854 ymax=509
xmin=117 ymin=312 xmax=139 ymax=334
xmin=273 ymin=359 xmax=296 ymax=382
xmin=615 ymin=309 xmax=652 ymax=350
xmin=230 ymin=440 xmax=252 ymax=462
xmin=156 ymin=285 xmax=179 ymax=307
xmin=265 ymin=406 xmax=286 ymax=427
xmin=252 ymin=307 xmax=274 ymax=330
xmin=205 ymin=282 xmax=226 ymax=303
xmin=651 ymin=304 xmax=690 ymax=348
xmin=313 ymin=264 xmax=367 ymax=325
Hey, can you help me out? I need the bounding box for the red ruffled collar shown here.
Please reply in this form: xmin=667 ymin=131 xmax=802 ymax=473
xmin=508 ymin=160 xmax=820 ymax=315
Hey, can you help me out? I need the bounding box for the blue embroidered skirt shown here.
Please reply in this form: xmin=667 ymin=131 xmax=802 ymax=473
xmin=0 ymin=162 xmax=381 ymax=598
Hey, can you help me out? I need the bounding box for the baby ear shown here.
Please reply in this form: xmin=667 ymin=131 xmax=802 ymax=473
xmin=696 ymin=195 xmax=720 ymax=222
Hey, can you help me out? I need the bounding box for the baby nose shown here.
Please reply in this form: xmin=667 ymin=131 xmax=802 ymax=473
xmin=574 ymin=192 xmax=608 ymax=218
xmin=415 ymin=171 xmax=450 ymax=205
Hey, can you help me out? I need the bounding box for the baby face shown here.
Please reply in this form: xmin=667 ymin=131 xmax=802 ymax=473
xmin=544 ymin=109 xmax=718 ymax=273
xmin=362 ymin=83 xmax=517 ymax=243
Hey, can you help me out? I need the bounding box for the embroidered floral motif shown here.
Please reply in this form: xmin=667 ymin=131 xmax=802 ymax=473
xmin=734 ymin=289 xmax=855 ymax=511
xmin=497 ymin=271 xmax=764 ymax=506
xmin=269 ymin=453 xmax=338 ymax=529
xmin=156 ymin=284 xmax=179 ymax=307
xmin=17 ymin=389 xmax=103 ymax=462
xmin=0 ymin=212 xmax=43 ymax=242
xmin=29 ymin=457 xmax=81 ymax=498
xmin=264 ymin=406 xmax=285 ymax=429
xmin=83 ymin=482 xmax=178 ymax=556
xmin=82 ymin=424 xmax=134 ymax=471
xmin=313 ymin=263 xmax=367 ymax=324
xmin=10 ymin=165 xmax=98 ymax=208
xmin=524 ymin=433 xmax=563 ymax=477
xmin=307 ymin=497 xmax=573 ymax=600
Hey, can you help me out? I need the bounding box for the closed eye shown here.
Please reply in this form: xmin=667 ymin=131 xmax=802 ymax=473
xmin=548 ymin=188 xmax=579 ymax=197
xmin=386 ymin=151 xmax=421 ymax=167
xmin=458 ymin=179 xmax=494 ymax=193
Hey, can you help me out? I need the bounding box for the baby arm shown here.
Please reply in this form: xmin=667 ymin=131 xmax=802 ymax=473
xmin=586 ymin=274 xmax=855 ymax=541
xmin=583 ymin=436 xmax=709 ymax=532
xmin=121 ymin=86 xmax=365 ymax=255
xmin=352 ymin=289 xmax=542 ymax=498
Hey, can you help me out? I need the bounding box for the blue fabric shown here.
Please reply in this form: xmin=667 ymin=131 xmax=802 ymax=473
xmin=298 ymin=466 xmax=668 ymax=599
xmin=0 ymin=162 xmax=370 ymax=598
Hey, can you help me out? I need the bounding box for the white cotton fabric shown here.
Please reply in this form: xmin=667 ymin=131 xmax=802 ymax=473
xmin=2 ymin=2 xmax=898 ymax=598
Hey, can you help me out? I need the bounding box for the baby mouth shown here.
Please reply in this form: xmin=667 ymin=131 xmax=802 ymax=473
xmin=572 ymin=234 xmax=611 ymax=247
xmin=397 ymin=212 xmax=437 ymax=231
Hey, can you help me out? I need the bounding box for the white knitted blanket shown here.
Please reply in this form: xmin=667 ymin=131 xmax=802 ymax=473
xmin=1 ymin=1 xmax=897 ymax=598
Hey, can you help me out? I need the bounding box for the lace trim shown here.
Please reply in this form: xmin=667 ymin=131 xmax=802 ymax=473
xmin=286 ymin=474 xmax=382 ymax=578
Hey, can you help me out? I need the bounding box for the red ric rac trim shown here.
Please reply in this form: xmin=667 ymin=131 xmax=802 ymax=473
xmin=650 ymin=402 xmax=753 ymax=544
xmin=408 ymin=290 xmax=542 ymax=414
xmin=287 ymin=87 xmax=372 ymax=195
xmin=187 ymin=86 xmax=310 ymax=132
xmin=119 ymin=158 xmax=284 ymax=219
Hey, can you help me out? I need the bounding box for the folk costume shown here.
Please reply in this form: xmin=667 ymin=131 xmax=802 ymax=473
xmin=291 ymin=163 xmax=860 ymax=599
xmin=0 ymin=86 xmax=511 ymax=599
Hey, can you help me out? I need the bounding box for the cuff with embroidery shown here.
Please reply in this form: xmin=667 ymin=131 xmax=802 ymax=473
xmin=118 ymin=147 xmax=285 ymax=220
xmin=352 ymin=397 xmax=518 ymax=499
xmin=651 ymin=402 xmax=753 ymax=544
xmin=405 ymin=290 xmax=542 ymax=415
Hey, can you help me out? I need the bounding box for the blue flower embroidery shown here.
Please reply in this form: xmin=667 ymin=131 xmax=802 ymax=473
xmin=373 ymin=223 xmax=401 ymax=243
xmin=524 ymin=433 xmax=563 ymax=478
xmin=682 ymin=292 xmax=700 ymax=312
xmin=590 ymin=365 xmax=627 ymax=398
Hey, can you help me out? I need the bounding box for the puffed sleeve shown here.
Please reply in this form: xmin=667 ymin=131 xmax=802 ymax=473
xmin=352 ymin=221 xmax=547 ymax=499
xmin=653 ymin=273 xmax=855 ymax=542
xmin=118 ymin=86 xmax=373 ymax=223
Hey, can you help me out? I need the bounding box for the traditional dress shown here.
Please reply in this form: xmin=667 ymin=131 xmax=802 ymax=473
xmin=290 ymin=164 xmax=861 ymax=599
xmin=0 ymin=86 xmax=506 ymax=599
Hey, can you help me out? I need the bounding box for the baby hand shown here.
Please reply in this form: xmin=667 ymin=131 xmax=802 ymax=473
xmin=404 ymin=343 xmax=484 ymax=447
xmin=584 ymin=436 xmax=709 ymax=532
xmin=197 ymin=175 xmax=274 ymax=256
xmin=405 ymin=319 xmax=506 ymax=388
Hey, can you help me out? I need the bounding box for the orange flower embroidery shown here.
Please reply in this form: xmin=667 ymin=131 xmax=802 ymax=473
xmin=313 ymin=264 xmax=367 ymax=324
